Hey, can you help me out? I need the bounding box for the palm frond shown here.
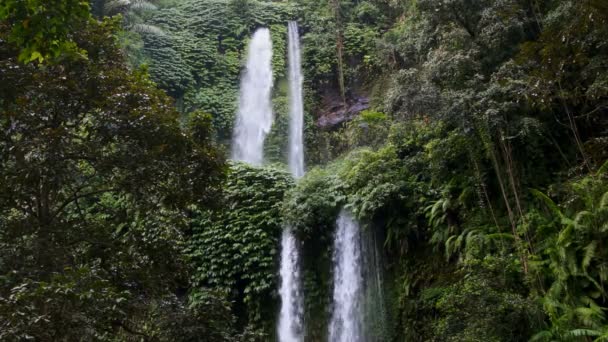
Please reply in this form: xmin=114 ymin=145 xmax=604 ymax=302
xmin=130 ymin=23 xmax=165 ymax=36
xmin=131 ymin=0 xmax=158 ymax=11
xmin=104 ymin=0 xmax=158 ymax=15
xmin=104 ymin=0 xmax=131 ymax=15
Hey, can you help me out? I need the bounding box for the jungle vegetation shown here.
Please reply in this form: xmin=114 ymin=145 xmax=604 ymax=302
xmin=1 ymin=0 xmax=607 ymax=341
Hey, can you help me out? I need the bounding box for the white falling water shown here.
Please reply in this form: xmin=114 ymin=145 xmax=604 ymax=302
xmin=287 ymin=21 xmax=305 ymax=178
xmin=361 ymin=226 xmax=389 ymax=341
xmin=278 ymin=21 xmax=305 ymax=342
xmin=231 ymin=28 xmax=274 ymax=165
xmin=278 ymin=228 xmax=304 ymax=342
xmin=329 ymin=210 xmax=364 ymax=342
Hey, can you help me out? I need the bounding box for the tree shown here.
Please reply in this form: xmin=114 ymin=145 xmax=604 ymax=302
xmin=0 ymin=18 xmax=227 ymax=340
xmin=0 ymin=0 xmax=91 ymax=63
xmin=188 ymin=162 xmax=293 ymax=334
xmin=100 ymin=0 xmax=164 ymax=35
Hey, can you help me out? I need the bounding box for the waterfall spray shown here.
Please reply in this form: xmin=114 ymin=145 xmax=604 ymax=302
xmin=277 ymin=21 xmax=306 ymax=342
xmin=232 ymin=28 xmax=274 ymax=165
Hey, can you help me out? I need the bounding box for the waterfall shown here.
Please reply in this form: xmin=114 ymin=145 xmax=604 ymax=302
xmin=231 ymin=27 xmax=274 ymax=165
xmin=278 ymin=228 xmax=304 ymax=342
xmin=329 ymin=210 xmax=364 ymax=342
xmin=361 ymin=225 xmax=389 ymax=342
xmin=287 ymin=21 xmax=305 ymax=178
xmin=329 ymin=210 xmax=389 ymax=342
xmin=277 ymin=21 xmax=305 ymax=342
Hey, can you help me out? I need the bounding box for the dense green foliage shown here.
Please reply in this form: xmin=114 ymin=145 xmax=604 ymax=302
xmin=139 ymin=0 xmax=294 ymax=142
xmin=2 ymin=0 xmax=608 ymax=341
xmin=0 ymin=18 xmax=235 ymax=340
xmin=0 ymin=0 xmax=91 ymax=63
xmin=278 ymin=0 xmax=608 ymax=340
xmin=188 ymin=163 xmax=293 ymax=335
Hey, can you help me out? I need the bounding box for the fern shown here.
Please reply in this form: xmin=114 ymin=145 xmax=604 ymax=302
xmin=582 ymin=241 xmax=597 ymax=272
xmin=600 ymin=191 xmax=608 ymax=209
xmin=595 ymin=332 xmax=608 ymax=341
xmin=529 ymin=329 xmax=554 ymax=342
xmin=531 ymin=188 xmax=564 ymax=219
xmin=597 ymin=160 xmax=608 ymax=176
xmin=565 ymin=328 xmax=602 ymax=338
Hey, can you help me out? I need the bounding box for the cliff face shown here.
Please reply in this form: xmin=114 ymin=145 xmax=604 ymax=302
xmin=316 ymin=93 xmax=369 ymax=129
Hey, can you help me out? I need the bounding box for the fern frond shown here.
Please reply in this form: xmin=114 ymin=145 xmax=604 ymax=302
xmin=566 ymin=329 xmax=601 ymax=338
xmin=557 ymin=224 xmax=574 ymax=247
xmin=582 ymin=241 xmax=597 ymax=272
xmin=531 ymin=188 xmax=564 ymax=219
xmin=574 ymin=306 xmax=604 ymax=328
xmin=600 ymin=192 xmax=608 ymax=209
xmin=465 ymin=230 xmax=477 ymax=247
xmin=445 ymin=235 xmax=458 ymax=259
xmin=442 ymin=197 xmax=451 ymax=212
xmin=594 ymin=332 xmax=608 ymax=341
xmin=431 ymin=200 xmax=443 ymax=217
xmin=529 ymin=330 xmax=553 ymax=342
xmin=574 ymin=210 xmax=593 ymax=230
xmin=597 ymin=159 xmax=608 ymax=176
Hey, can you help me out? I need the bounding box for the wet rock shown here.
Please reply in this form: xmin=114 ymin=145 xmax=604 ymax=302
xmin=317 ymin=95 xmax=370 ymax=129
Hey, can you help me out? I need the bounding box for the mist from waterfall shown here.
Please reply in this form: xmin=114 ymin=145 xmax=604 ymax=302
xmin=277 ymin=21 xmax=305 ymax=342
xmin=329 ymin=210 xmax=364 ymax=342
xmin=231 ymin=28 xmax=273 ymax=165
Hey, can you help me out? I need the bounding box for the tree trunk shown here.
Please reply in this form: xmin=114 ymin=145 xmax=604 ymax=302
xmin=331 ymin=0 xmax=346 ymax=103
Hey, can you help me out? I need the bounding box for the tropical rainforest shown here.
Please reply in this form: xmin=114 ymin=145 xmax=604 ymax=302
xmin=1 ymin=0 xmax=608 ymax=341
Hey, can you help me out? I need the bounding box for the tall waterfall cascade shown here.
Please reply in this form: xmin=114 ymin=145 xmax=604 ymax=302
xmin=329 ymin=210 xmax=364 ymax=342
xmin=287 ymin=21 xmax=305 ymax=179
xmin=277 ymin=21 xmax=305 ymax=342
xmin=231 ymin=28 xmax=274 ymax=165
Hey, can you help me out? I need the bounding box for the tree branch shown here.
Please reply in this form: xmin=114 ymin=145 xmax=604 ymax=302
xmin=51 ymin=188 xmax=119 ymax=223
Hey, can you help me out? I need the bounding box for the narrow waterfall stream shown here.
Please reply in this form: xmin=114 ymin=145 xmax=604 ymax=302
xmin=278 ymin=228 xmax=304 ymax=341
xmin=287 ymin=21 xmax=305 ymax=179
xmin=277 ymin=21 xmax=305 ymax=342
xmin=329 ymin=210 xmax=388 ymax=342
xmin=231 ymin=28 xmax=274 ymax=165
xmin=329 ymin=210 xmax=364 ymax=342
